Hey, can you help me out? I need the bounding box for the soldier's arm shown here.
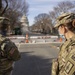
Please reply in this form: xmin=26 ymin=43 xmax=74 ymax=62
xmin=59 ymin=46 xmax=75 ymax=75
xmin=51 ymin=59 xmax=59 ymax=75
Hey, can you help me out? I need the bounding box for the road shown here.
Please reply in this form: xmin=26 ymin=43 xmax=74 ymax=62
xmin=12 ymin=43 xmax=61 ymax=75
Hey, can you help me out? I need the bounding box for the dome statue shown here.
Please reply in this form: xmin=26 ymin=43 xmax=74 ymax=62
xmin=20 ymin=14 xmax=29 ymax=35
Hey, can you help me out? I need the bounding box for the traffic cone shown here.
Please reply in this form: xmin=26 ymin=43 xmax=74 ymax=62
xmin=59 ymin=37 xmax=62 ymax=42
xmin=25 ymin=33 xmax=29 ymax=43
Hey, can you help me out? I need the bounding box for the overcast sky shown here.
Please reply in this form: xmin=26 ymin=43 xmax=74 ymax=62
xmin=26 ymin=0 xmax=74 ymax=26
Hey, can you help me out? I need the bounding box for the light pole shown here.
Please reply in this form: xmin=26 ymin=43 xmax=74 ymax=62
xmin=41 ymin=21 xmax=44 ymax=33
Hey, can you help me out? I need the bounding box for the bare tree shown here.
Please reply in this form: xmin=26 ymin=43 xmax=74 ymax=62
xmin=49 ymin=1 xmax=75 ymax=26
xmin=58 ymin=1 xmax=74 ymax=12
xmin=7 ymin=0 xmax=29 ymax=15
xmin=4 ymin=0 xmax=29 ymax=29
xmin=33 ymin=13 xmax=53 ymax=34
xmin=0 ymin=0 xmax=29 ymax=35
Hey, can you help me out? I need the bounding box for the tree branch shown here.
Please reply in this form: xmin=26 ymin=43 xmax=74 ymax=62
xmin=0 ymin=0 xmax=2 ymax=10
xmin=1 ymin=0 xmax=8 ymax=16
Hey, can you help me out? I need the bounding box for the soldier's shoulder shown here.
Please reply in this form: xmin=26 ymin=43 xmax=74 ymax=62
xmin=71 ymin=40 xmax=75 ymax=46
xmin=68 ymin=36 xmax=75 ymax=47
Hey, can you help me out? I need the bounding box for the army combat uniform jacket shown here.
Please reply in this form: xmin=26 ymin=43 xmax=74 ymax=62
xmin=52 ymin=35 xmax=75 ymax=75
xmin=0 ymin=35 xmax=21 ymax=75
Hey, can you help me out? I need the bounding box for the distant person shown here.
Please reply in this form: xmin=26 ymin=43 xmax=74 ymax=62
xmin=0 ymin=17 xmax=21 ymax=75
xmin=51 ymin=13 xmax=75 ymax=75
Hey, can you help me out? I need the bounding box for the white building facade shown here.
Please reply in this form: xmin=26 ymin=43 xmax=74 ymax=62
xmin=20 ymin=15 xmax=29 ymax=35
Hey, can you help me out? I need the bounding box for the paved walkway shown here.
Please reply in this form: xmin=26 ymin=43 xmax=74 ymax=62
xmin=12 ymin=43 xmax=60 ymax=75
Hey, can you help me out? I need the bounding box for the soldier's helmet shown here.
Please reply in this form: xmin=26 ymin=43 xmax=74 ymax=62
xmin=54 ymin=13 xmax=75 ymax=28
xmin=0 ymin=17 xmax=10 ymax=25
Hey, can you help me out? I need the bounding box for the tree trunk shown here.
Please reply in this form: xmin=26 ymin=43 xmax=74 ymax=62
xmin=0 ymin=0 xmax=2 ymax=15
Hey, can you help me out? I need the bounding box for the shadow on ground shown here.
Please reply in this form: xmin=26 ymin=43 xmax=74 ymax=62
xmin=12 ymin=51 xmax=55 ymax=75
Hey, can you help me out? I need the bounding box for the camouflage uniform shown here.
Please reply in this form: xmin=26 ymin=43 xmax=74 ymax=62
xmin=0 ymin=17 xmax=21 ymax=75
xmin=51 ymin=13 xmax=75 ymax=75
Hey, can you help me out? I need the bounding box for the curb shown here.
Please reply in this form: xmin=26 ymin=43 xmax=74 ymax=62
xmin=15 ymin=42 xmax=63 ymax=45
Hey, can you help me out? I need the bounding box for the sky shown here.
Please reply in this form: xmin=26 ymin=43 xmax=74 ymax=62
xmin=26 ymin=0 xmax=74 ymax=26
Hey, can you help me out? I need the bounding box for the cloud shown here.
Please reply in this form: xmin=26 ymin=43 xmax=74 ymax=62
xmin=28 ymin=0 xmax=71 ymax=13
xmin=27 ymin=0 xmax=73 ymax=4
xmin=28 ymin=0 xmax=55 ymax=13
xmin=26 ymin=0 xmax=75 ymax=26
xmin=29 ymin=6 xmax=53 ymax=14
xmin=28 ymin=0 xmax=64 ymax=3
xmin=27 ymin=0 xmax=61 ymax=26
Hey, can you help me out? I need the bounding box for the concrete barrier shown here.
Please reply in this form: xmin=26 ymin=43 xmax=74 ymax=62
xmin=6 ymin=35 xmax=64 ymax=44
xmin=6 ymin=35 xmax=58 ymax=39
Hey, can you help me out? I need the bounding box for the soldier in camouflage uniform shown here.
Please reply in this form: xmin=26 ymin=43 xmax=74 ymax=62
xmin=51 ymin=13 xmax=75 ymax=75
xmin=0 ymin=17 xmax=21 ymax=75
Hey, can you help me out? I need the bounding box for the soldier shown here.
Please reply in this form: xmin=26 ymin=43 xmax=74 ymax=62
xmin=51 ymin=13 xmax=75 ymax=75
xmin=0 ymin=17 xmax=21 ymax=75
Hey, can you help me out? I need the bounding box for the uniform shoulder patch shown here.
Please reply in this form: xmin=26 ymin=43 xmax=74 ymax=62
xmin=65 ymin=61 xmax=74 ymax=74
xmin=9 ymin=48 xmax=15 ymax=55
